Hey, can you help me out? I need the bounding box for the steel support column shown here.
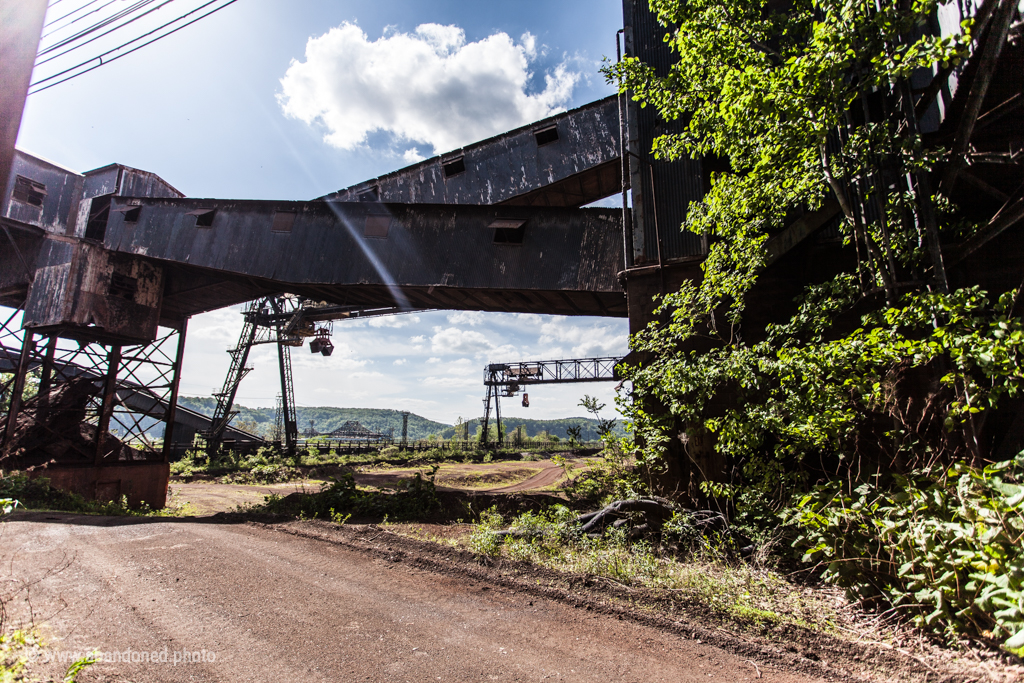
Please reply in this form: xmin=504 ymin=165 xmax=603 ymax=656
xmin=2 ymin=328 xmax=34 ymax=455
xmin=35 ymin=335 xmax=57 ymax=423
xmin=95 ymin=345 xmax=122 ymax=465
xmin=480 ymin=384 xmax=493 ymax=447
xmin=162 ymin=319 xmax=189 ymax=462
xmin=276 ymin=333 xmax=297 ymax=457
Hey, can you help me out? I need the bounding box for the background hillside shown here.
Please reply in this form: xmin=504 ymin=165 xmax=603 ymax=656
xmin=176 ymin=397 xmax=624 ymax=441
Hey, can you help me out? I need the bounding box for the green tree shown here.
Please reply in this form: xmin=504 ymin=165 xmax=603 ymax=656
xmin=579 ymin=394 xmax=617 ymax=439
xmin=605 ymin=0 xmax=1023 ymax=646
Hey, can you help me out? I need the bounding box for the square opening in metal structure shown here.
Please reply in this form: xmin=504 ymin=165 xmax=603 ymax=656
xmin=489 ymin=218 xmax=526 ymax=245
xmin=12 ymin=175 xmax=46 ymax=207
xmin=110 ymin=205 xmax=143 ymax=224
xmin=365 ymin=214 xmax=391 ymax=238
xmin=85 ymin=195 xmax=113 ymax=241
xmin=187 ymin=208 xmax=216 ymax=228
xmin=534 ymin=126 xmax=559 ymax=146
xmin=443 ymin=156 xmax=466 ymax=177
xmin=110 ymin=205 xmax=142 ymax=224
xmin=109 ymin=272 xmax=138 ymax=300
xmin=357 ymin=186 xmax=379 ymax=202
xmin=272 ymin=211 xmax=296 ymax=233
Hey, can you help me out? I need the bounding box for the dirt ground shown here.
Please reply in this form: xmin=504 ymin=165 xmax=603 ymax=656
xmin=169 ymin=459 xmax=577 ymax=516
xmin=3 ymin=514 xmax=834 ymax=683
xmin=4 ymin=469 xmax=1016 ymax=682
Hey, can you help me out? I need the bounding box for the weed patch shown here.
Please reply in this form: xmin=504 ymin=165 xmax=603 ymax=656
xmin=466 ymin=505 xmax=836 ymax=632
xmin=0 ymin=473 xmax=187 ymax=516
xmin=252 ymin=470 xmax=440 ymax=522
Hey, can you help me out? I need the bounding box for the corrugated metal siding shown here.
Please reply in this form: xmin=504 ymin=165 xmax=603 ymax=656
xmin=325 ymin=97 xmax=621 ymax=208
xmin=2 ymin=151 xmax=83 ymax=235
xmin=103 ymin=199 xmax=624 ymax=296
xmin=119 ymin=168 xmax=185 ymax=199
xmin=625 ymin=0 xmax=706 ymax=261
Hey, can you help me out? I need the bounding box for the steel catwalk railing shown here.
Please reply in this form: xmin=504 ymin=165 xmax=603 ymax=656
xmin=483 ymin=357 xmax=623 ymax=386
xmin=479 ymin=356 xmax=624 ymax=447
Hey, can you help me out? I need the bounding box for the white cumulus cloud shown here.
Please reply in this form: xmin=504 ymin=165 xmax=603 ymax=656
xmin=368 ymin=314 xmax=420 ymax=328
xmin=278 ymin=22 xmax=580 ymax=155
xmin=538 ymin=322 xmax=627 ymax=358
xmin=431 ymin=327 xmax=493 ymax=356
xmin=446 ymin=311 xmax=486 ymax=326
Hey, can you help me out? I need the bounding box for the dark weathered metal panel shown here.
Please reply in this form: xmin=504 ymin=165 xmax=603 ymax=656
xmin=81 ymin=166 xmax=120 ymax=200
xmin=23 ymin=239 xmax=164 ymax=343
xmin=0 ymin=223 xmax=43 ymax=306
xmin=101 ymin=198 xmax=625 ymax=317
xmin=2 ymin=151 xmax=83 ymax=235
xmin=70 ymin=164 xmax=184 ymax=239
xmin=118 ymin=167 xmax=185 ymax=199
xmin=623 ymin=0 xmax=707 ymax=263
xmin=106 ymin=198 xmax=622 ymax=290
xmin=22 ymin=238 xmax=76 ymax=325
xmin=325 ymin=97 xmax=622 ymax=208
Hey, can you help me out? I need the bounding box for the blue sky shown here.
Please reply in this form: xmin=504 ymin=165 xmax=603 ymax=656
xmin=16 ymin=0 xmax=631 ymax=425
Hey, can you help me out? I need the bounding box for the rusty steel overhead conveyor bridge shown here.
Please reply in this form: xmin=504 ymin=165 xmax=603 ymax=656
xmin=0 ymin=95 xmax=630 ymax=506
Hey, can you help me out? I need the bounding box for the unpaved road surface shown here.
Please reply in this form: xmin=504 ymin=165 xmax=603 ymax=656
xmin=168 ymin=481 xmax=313 ymax=516
xmin=3 ymin=514 xmax=831 ymax=683
xmin=487 ymin=462 xmax=565 ymax=493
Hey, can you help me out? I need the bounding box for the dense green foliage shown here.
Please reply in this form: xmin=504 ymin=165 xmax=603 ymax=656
xmin=605 ymin=0 xmax=1023 ymax=650
xmin=789 ymin=454 xmax=1024 ymax=648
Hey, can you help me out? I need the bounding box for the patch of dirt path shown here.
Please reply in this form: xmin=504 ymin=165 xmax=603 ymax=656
xmin=169 ymin=480 xmax=318 ymax=516
xmin=2 ymin=514 xmax=836 ymax=683
xmin=487 ymin=461 xmax=566 ymax=492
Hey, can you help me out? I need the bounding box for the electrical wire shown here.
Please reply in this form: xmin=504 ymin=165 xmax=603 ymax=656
xmin=43 ymin=0 xmax=109 ymax=33
xmin=39 ymin=0 xmax=163 ymax=58
xmin=29 ymin=0 xmax=240 ymax=95
xmin=37 ymin=0 xmax=178 ymax=66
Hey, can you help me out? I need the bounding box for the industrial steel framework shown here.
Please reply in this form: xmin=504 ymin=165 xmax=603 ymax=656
xmin=0 ymin=307 xmax=187 ymax=474
xmin=203 ymin=296 xmax=313 ymax=457
xmin=324 ymin=421 xmax=392 ymax=443
xmin=204 ymin=296 xmax=414 ymax=457
xmin=479 ymin=357 xmax=623 ymax=447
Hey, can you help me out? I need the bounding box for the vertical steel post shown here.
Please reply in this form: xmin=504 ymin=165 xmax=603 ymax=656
xmin=35 ymin=334 xmax=57 ymax=422
xmin=616 ymin=28 xmax=634 ymax=271
xmin=95 ymin=345 xmax=122 ymax=465
xmin=162 ymin=318 xmax=189 ymax=463
xmin=494 ymin=390 xmax=503 ymax=449
xmin=276 ymin=337 xmax=296 ymax=457
xmin=480 ymin=384 xmax=492 ymax=446
xmin=2 ymin=329 xmax=35 ymax=454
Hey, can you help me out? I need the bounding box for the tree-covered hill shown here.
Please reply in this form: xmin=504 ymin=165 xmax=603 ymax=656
xmin=176 ymin=397 xmax=624 ymax=441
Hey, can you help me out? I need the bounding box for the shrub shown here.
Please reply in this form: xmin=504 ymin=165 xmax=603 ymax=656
xmin=787 ymin=453 xmax=1024 ymax=653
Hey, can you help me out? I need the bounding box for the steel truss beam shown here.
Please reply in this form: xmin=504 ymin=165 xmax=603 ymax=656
xmin=479 ymin=356 xmax=624 ymax=447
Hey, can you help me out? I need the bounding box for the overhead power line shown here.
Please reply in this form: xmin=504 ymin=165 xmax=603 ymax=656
xmin=43 ymin=0 xmax=110 ymax=34
xmin=29 ymin=0 xmax=240 ymax=95
xmin=37 ymin=0 xmax=177 ymax=66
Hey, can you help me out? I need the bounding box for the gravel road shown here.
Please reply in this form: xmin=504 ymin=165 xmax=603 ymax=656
xmin=2 ymin=513 xmax=828 ymax=683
